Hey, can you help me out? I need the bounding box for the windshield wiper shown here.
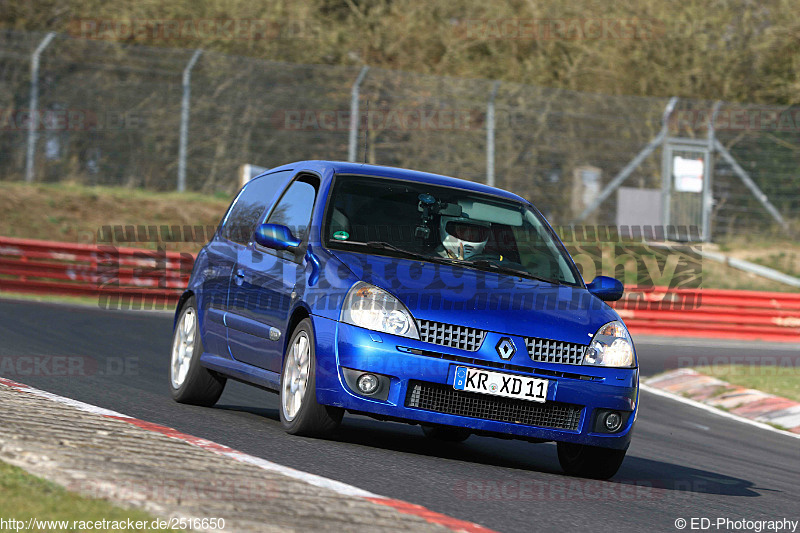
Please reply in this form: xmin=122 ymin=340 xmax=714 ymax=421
xmin=358 ymin=241 xmax=462 ymax=266
xmin=343 ymin=241 xmax=563 ymax=283
xmin=467 ymin=259 xmax=564 ymax=285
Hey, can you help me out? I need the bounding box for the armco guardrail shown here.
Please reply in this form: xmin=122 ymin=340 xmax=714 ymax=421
xmin=0 ymin=236 xmax=192 ymax=308
xmin=613 ymin=287 xmax=800 ymax=343
xmin=1 ymin=237 xmax=798 ymax=342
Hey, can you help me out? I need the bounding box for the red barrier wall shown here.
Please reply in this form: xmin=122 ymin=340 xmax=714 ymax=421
xmin=1 ymin=236 xmax=798 ymax=342
xmin=0 ymin=236 xmax=191 ymax=308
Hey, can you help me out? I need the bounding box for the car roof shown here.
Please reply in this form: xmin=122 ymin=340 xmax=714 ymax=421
xmin=265 ymin=161 xmax=529 ymax=204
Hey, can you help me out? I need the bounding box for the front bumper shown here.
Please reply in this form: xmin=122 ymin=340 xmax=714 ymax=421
xmin=313 ymin=316 xmax=638 ymax=449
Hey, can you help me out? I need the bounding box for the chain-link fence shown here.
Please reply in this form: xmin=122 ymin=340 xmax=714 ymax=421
xmin=1 ymin=29 xmax=798 ymax=239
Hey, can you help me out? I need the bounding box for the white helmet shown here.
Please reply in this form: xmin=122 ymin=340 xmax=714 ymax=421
xmin=439 ymin=216 xmax=490 ymax=260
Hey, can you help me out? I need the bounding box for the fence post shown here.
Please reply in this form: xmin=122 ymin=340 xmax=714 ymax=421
xmin=703 ymin=101 xmax=722 ymax=241
xmin=177 ymin=49 xmax=202 ymax=192
xmin=572 ymin=96 xmax=678 ymax=224
xmin=24 ymin=32 xmax=56 ymax=183
xmin=486 ymin=81 xmax=500 ymax=187
xmin=348 ymin=66 xmax=369 ymax=162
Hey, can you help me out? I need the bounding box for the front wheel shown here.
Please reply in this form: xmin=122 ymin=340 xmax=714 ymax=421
xmin=557 ymin=442 xmax=627 ymax=479
xmin=169 ymin=297 xmax=226 ymax=406
xmin=279 ymin=318 xmax=343 ymax=437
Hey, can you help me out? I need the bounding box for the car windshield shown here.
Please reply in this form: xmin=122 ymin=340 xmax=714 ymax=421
xmin=323 ymin=175 xmax=581 ymax=286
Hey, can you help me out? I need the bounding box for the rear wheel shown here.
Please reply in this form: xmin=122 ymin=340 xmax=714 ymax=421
xmin=279 ymin=318 xmax=343 ymax=436
xmin=557 ymin=442 xmax=627 ymax=479
xmin=421 ymin=425 xmax=471 ymax=442
xmin=169 ymin=297 xmax=226 ymax=406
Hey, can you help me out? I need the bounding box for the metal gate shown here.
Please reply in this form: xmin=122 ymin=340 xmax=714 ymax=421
xmin=662 ymin=138 xmax=712 ymax=241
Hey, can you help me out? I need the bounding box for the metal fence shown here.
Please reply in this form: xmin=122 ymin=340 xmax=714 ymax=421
xmin=1 ymin=29 xmax=798 ymax=238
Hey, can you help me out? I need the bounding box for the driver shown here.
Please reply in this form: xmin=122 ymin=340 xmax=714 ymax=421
xmin=437 ymin=215 xmax=491 ymax=260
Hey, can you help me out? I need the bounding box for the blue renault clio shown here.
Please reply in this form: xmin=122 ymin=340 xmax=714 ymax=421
xmin=169 ymin=161 xmax=638 ymax=479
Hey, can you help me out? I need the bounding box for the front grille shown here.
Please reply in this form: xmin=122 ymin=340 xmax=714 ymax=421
xmin=397 ymin=347 xmax=601 ymax=381
xmin=525 ymin=337 xmax=587 ymax=365
xmin=417 ymin=320 xmax=486 ymax=352
xmin=406 ymin=381 xmax=583 ymax=431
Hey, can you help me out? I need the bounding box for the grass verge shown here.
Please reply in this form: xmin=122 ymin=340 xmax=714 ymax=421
xmin=0 ymin=181 xmax=231 ymax=254
xmin=692 ymin=365 xmax=800 ymax=402
xmin=717 ymin=236 xmax=800 ymax=279
xmin=0 ymin=460 xmax=173 ymax=532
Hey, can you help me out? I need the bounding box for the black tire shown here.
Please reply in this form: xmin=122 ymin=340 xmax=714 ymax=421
xmin=169 ymin=296 xmax=226 ymax=406
xmin=557 ymin=442 xmax=627 ymax=479
xmin=279 ymin=318 xmax=343 ymax=436
xmin=421 ymin=425 xmax=471 ymax=442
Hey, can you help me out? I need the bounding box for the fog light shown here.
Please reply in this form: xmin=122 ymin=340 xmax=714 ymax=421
xmin=356 ymin=373 xmax=380 ymax=395
xmin=604 ymin=411 xmax=622 ymax=432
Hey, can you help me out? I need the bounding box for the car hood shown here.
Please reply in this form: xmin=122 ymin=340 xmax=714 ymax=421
xmin=330 ymin=250 xmax=619 ymax=344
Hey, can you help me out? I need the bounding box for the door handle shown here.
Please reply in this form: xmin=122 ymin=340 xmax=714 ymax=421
xmin=235 ymin=269 xmax=245 ymax=285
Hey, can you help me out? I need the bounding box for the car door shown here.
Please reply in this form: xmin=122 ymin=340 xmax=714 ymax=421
xmin=216 ymin=170 xmax=293 ymax=355
xmin=196 ymin=180 xmax=271 ymax=358
xmin=196 ymin=238 xmax=237 ymax=358
xmin=226 ymin=173 xmax=320 ymax=373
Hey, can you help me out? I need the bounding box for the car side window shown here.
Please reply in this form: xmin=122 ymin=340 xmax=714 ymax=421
xmin=221 ymin=172 xmax=290 ymax=245
xmin=265 ymin=177 xmax=318 ymax=241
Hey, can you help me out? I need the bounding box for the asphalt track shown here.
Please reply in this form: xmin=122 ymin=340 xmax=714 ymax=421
xmin=1 ymin=299 xmax=798 ymax=533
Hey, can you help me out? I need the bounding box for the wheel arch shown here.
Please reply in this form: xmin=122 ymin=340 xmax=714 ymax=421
xmin=174 ymin=290 xmax=195 ymax=329
xmin=283 ymin=304 xmax=312 ymax=357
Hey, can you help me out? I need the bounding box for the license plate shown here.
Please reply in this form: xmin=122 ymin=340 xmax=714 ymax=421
xmin=453 ymin=366 xmax=548 ymax=403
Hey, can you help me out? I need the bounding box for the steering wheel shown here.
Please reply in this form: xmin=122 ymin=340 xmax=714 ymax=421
xmin=467 ymin=252 xmax=501 ymax=261
xmin=468 ymin=253 xmax=527 ymax=270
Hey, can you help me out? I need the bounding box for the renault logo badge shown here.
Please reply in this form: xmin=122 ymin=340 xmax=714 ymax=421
xmin=496 ymin=337 xmax=516 ymax=360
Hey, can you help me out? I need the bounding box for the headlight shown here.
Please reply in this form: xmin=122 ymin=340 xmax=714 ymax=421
xmin=582 ymin=320 xmax=635 ymax=367
xmin=340 ymin=282 xmax=419 ymax=339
